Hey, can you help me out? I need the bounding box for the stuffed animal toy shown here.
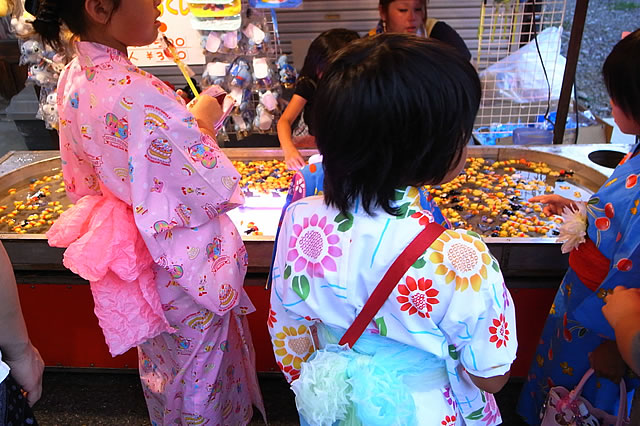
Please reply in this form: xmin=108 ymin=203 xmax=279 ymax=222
xmin=277 ymin=55 xmax=297 ymax=89
xmin=40 ymin=91 xmax=59 ymax=129
xmin=20 ymin=39 xmax=43 ymax=64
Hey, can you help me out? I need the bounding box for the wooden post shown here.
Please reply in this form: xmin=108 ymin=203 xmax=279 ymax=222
xmin=553 ymin=0 xmax=589 ymax=144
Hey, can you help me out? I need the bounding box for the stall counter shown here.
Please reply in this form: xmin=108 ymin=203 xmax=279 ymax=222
xmin=3 ymin=145 xmax=631 ymax=376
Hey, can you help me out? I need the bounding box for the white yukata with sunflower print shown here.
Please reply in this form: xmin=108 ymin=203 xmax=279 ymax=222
xmin=268 ymin=186 xmax=517 ymax=425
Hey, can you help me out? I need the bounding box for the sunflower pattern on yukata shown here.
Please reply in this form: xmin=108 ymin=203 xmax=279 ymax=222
xmin=269 ymin=186 xmax=517 ymax=425
xmin=266 ymin=162 xmax=451 ymax=288
xmin=517 ymin=143 xmax=640 ymax=424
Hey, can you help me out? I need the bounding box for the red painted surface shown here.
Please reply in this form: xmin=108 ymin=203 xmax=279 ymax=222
xmin=509 ymin=288 xmax=557 ymax=377
xmin=17 ymin=283 xmax=556 ymax=377
xmin=16 ymin=283 xmax=278 ymax=372
xmin=17 ymin=283 xmax=138 ymax=368
xmin=245 ymin=285 xmax=279 ymax=372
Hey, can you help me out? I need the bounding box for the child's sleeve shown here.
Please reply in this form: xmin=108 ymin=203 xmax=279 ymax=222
xmin=268 ymin=207 xmax=316 ymax=383
xmin=125 ymin=85 xmax=243 ymax=252
xmin=123 ymin=84 xmax=247 ymax=314
xmin=437 ymin=235 xmax=517 ymax=379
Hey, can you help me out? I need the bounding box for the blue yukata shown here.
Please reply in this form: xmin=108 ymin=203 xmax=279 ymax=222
xmin=518 ymin=144 xmax=640 ymax=423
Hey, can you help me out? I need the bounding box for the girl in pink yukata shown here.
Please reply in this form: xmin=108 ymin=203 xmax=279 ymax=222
xmin=31 ymin=0 xmax=265 ymax=424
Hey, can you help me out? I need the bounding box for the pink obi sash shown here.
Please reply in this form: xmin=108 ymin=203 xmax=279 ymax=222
xmin=569 ymin=237 xmax=611 ymax=292
xmin=46 ymin=187 xmax=174 ymax=356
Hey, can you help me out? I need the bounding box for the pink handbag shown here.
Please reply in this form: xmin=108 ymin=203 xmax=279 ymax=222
xmin=541 ymin=368 xmax=630 ymax=426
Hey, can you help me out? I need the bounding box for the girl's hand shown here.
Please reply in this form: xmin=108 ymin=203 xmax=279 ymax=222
xmin=284 ymin=147 xmax=306 ymax=170
xmin=528 ymin=194 xmax=577 ymax=216
xmin=5 ymin=342 xmax=44 ymax=406
xmin=603 ymin=286 xmax=640 ymax=330
xmin=187 ymin=94 xmax=224 ymax=134
xmin=589 ymin=339 xmax=627 ymax=383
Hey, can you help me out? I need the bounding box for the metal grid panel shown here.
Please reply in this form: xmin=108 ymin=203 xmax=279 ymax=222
xmin=474 ymin=0 xmax=568 ymax=143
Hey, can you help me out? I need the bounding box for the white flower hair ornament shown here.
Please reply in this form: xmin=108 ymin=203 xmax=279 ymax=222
xmin=557 ymin=202 xmax=587 ymax=254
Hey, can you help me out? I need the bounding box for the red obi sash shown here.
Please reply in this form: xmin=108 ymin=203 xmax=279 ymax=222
xmin=568 ymin=237 xmax=610 ymax=292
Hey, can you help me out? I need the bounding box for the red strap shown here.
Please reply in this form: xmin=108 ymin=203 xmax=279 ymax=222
xmin=339 ymin=222 xmax=446 ymax=348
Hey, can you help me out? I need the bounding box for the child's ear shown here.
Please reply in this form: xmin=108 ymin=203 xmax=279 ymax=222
xmin=84 ymin=0 xmax=115 ymax=25
xmin=378 ymin=5 xmax=387 ymax=22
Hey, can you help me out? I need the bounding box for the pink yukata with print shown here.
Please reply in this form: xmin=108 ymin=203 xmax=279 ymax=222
xmin=55 ymin=41 xmax=265 ymax=425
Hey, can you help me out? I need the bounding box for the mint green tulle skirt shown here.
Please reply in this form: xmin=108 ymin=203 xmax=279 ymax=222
xmin=292 ymin=325 xmax=449 ymax=426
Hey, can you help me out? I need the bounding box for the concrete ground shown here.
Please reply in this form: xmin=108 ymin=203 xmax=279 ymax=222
xmin=30 ymin=370 xmax=528 ymax=425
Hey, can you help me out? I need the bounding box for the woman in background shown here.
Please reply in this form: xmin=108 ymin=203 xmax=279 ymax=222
xmin=370 ymin=0 xmax=471 ymax=60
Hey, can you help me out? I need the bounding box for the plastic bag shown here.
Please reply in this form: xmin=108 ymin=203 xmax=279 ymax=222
xmin=479 ymin=27 xmax=566 ymax=104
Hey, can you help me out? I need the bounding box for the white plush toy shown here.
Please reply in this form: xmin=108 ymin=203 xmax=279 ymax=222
xmin=20 ymin=39 xmax=43 ymax=64
xmin=40 ymin=92 xmax=59 ymax=128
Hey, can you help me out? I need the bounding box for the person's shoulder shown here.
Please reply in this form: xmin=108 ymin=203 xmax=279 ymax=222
xmin=284 ymin=195 xmax=328 ymax=218
xmin=429 ymin=21 xmax=472 ymax=60
xmin=289 ymin=194 xmax=325 ymax=209
xmin=431 ymin=228 xmax=496 ymax=288
xmin=117 ymin=67 xmax=187 ymax=111
xmin=294 ymin=76 xmax=316 ymax=100
xmin=436 ymin=228 xmax=490 ymax=252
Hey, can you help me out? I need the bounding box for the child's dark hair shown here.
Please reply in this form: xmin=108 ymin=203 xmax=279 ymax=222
xmin=299 ymin=28 xmax=360 ymax=82
xmin=31 ymin=0 xmax=122 ymax=49
xmin=313 ymin=33 xmax=481 ymax=216
xmin=603 ymin=28 xmax=640 ymax=126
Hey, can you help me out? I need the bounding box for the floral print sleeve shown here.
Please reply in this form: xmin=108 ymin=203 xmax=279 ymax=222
xmin=436 ymin=230 xmax=517 ymax=378
xmin=268 ymin=203 xmax=316 ymax=382
xmin=122 ymin=82 xmax=248 ymax=315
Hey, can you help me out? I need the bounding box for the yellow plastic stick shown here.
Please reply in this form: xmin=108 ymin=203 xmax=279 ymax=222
xmin=162 ymin=35 xmax=200 ymax=99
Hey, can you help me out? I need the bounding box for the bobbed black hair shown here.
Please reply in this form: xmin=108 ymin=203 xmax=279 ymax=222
xmin=313 ymin=33 xmax=481 ymax=217
xmin=602 ymin=28 xmax=640 ymax=126
xmin=31 ymin=0 xmax=122 ymax=50
xmin=298 ymin=28 xmax=360 ymax=82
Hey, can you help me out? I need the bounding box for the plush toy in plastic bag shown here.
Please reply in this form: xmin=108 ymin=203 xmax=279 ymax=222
xmin=28 ymin=61 xmax=56 ymax=87
xmin=231 ymin=112 xmax=252 ymax=139
xmin=243 ymin=22 xmax=267 ymax=54
xmin=229 ymin=58 xmax=252 ymax=88
xmin=242 ymin=7 xmax=270 ymax=54
xmin=20 ymin=39 xmax=44 ymax=65
xmin=479 ymin=27 xmax=566 ymax=104
xmin=253 ymin=103 xmax=274 ymax=131
xmin=277 ymin=55 xmax=297 ymax=88
xmin=259 ymin=90 xmax=278 ymax=112
xmin=252 ymin=57 xmax=273 ymax=88
xmin=39 ymin=90 xmax=59 ymax=129
xmin=203 ymin=61 xmax=229 ymax=87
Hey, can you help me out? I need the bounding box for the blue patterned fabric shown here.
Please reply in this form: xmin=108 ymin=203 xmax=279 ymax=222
xmin=517 ymin=144 xmax=640 ymax=424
